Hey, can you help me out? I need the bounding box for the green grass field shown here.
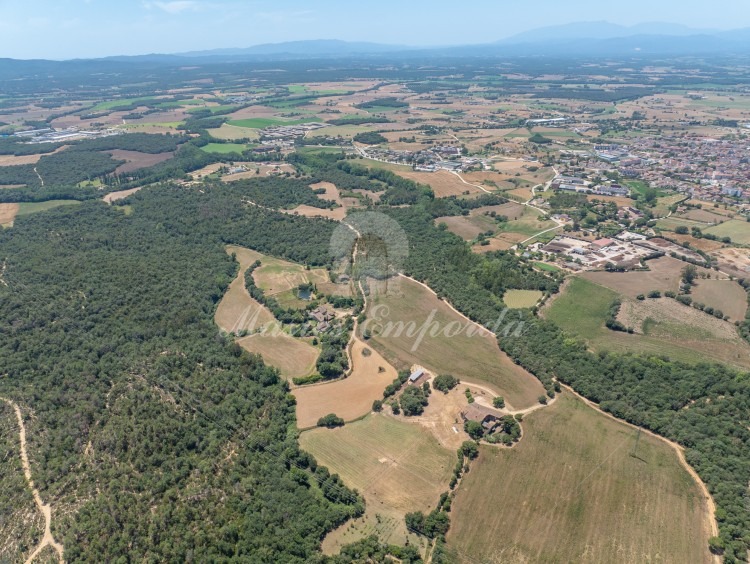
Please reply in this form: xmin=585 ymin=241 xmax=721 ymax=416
xmin=17 ymin=200 xmax=81 ymax=216
xmin=705 ymin=220 xmax=750 ymax=245
xmin=228 ymin=117 xmax=318 ymax=129
xmin=200 ymin=143 xmax=248 ymax=155
xmin=546 ymin=277 xmax=750 ymax=369
xmin=534 ymin=261 xmax=560 ymax=272
xmin=448 ymin=393 xmax=712 ymax=563
xmin=87 ymin=96 xmax=159 ymax=113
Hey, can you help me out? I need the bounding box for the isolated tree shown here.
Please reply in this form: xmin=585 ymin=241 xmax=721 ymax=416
xmin=682 ymin=264 xmax=698 ymax=286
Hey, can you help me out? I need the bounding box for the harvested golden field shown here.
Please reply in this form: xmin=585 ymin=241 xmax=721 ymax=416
xmin=286 ymin=205 xmax=348 ymax=221
xmin=691 ymin=279 xmax=748 ymax=322
xmin=103 ymin=187 xmax=142 ymax=204
xmin=469 ymin=202 xmax=525 ymax=220
xmin=362 ymin=276 xmax=544 ymax=410
xmin=0 ymin=145 xmax=68 ymax=166
xmin=0 ymin=204 xmax=20 ymax=227
xmin=214 ymin=246 xmax=275 ymax=334
xmin=503 ymin=289 xmax=543 ymax=309
xmin=711 ymin=247 xmax=750 ymax=278
xmin=237 ymin=333 xmax=319 ymax=379
xmin=472 ymin=238 xmax=516 ymax=253
xmin=681 ymin=209 xmax=728 ymax=224
xmin=109 ymin=150 xmax=174 ymax=174
xmin=581 ymin=256 xmax=697 ymax=298
xmin=434 ymin=215 xmax=495 ymax=240
xmin=448 ymin=393 xmax=715 ymax=564
xmin=294 ymin=339 xmax=396 ymax=429
xmin=300 ymin=414 xmax=453 ymax=554
xmin=669 ymin=233 xmax=725 ymax=252
xmin=399 ymin=170 xmax=485 ymax=198
xmin=189 ymin=163 xmax=223 ymax=180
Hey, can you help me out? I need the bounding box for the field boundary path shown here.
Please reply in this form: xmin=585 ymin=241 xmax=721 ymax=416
xmin=557 ymin=383 xmax=720 ymax=561
xmin=0 ymin=397 xmax=65 ymax=564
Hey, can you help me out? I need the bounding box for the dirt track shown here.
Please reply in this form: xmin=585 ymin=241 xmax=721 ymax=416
xmin=0 ymin=398 xmax=64 ymax=563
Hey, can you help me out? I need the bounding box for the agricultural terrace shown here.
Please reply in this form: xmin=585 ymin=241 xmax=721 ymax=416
xmin=294 ymin=340 xmax=397 ymax=429
xmin=546 ymin=277 xmax=750 ymax=370
xmin=362 ymin=276 xmax=544 ymax=410
xmin=448 ymin=393 xmax=714 ymax=564
xmin=300 ymin=414 xmax=454 ymax=554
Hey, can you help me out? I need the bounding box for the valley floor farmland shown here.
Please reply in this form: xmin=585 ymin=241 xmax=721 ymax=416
xmin=447 ymin=393 xmax=714 ymax=564
xmin=362 ymin=276 xmax=545 ymax=410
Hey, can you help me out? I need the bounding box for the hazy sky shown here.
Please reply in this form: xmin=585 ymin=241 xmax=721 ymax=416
xmin=1 ymin=0 xmax=749 ymax=59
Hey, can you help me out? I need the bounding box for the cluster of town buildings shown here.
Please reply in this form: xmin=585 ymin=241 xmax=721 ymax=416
xmin=259 ymin=122 xmax=329 ymax=149
xmin=357 ymin=144 xmax=488 ymax=172
xmin=563 ymin=137 xmax=750 ymax=204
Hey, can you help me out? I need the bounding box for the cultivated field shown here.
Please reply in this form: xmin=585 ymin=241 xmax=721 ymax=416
xmin=581 ymin=256 xmax=693 ymax=298
xmin=109 ymin=150 xmax=174 ymax=174
xmin=503 ymin=289 xmax=543 ymax=308
xmin=711 ymin=247 xmax=750 ymax=278
xmin=103 ymin=187 xmax=142 ymax=204
xmin=691 ymin=279 xmax=748 ymax=322
xmin=0 ymin=203 xmax=20 ymax=227
xmin=294 ymin=339 xmax=396 ymax=429
xmin=448 ymin=393 xmax=714 ymax=564
xmin=300 ymin=414 xmax=454 ymax=553
xmin=705 ymin=219 xmax=750 ymax=245
xmin=237 ymin=332 xmax=319 ymax=379
xmin=546 ymin=277 xmax=750 ymax=370
xmin=399 ymin=170 xmax=484 ymax=198
xmin=362 ymin=276 xmax=545 ymax=410
xmin=206 ymin=124 xmax=260 ymax=141
xmin=434 ymin=214 xmax=495 ymax=240
xmin=215 ymin=246 xmax=276 ymax=334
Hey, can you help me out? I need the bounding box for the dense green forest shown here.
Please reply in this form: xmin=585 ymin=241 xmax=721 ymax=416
xmin=0 ymin=191 xmax=361 ymax=562
xmin=231 ymin=177 xmax=338 ymax=210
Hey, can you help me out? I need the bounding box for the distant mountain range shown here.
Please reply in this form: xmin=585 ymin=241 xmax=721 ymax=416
xmin=16 ymin=22 xmax=750 ymax=63
xmin=163 ymin=22 xmax=750 ymax=60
